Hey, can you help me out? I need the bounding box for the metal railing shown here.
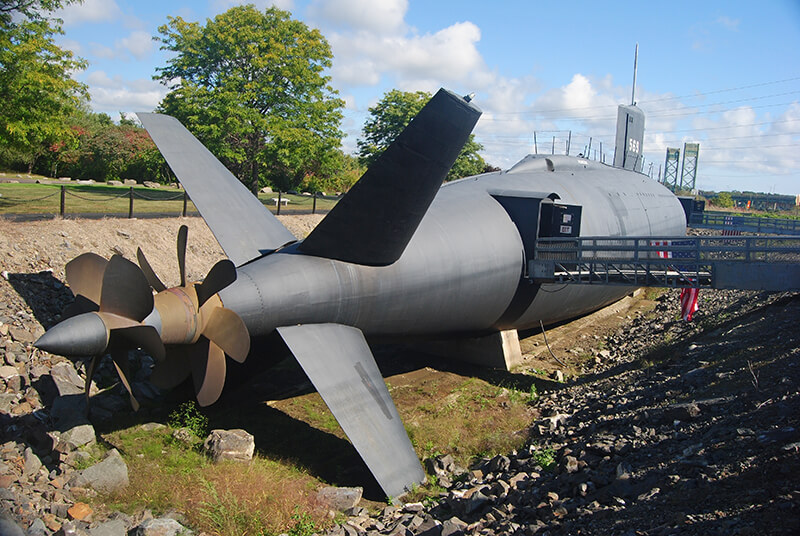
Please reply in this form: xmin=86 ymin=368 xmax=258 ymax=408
xmin=530 ymin=235 xmax=800 ymax=291
xmin=689 ymin=212 xmax=800 ymax=235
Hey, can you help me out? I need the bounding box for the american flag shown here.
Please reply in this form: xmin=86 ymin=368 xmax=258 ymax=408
xmin=722 ymin=215 xmax=741 ymax=236
xmin=649 ymin=239 xmax=700 ymax=321
xmin=680 ymin=287 xmax=699 ymax=321
xmin=651 ymin=239 xmax=695 ymax=262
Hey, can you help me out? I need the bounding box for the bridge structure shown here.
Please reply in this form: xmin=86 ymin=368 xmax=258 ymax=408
xmin=529 ymin=235 xmax=800 ymax=292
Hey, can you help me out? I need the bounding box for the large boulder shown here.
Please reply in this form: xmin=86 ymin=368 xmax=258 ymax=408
xmin=133 ymin=517 xmax=192 ymax=536
xmin=203 ymin=429 xmax=255 ymax=462
xmin=49 ymin=362 xmax=84 ymax=396
xmin=316 ymin=486 xmax=363 ymax=512
xmin=69 ymin=449 xmax=128 ymax=493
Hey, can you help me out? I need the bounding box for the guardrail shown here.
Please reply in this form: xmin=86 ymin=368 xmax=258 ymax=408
xmin=530 ymin=235 xmax=800 ymax=291
xmin=689 ymin=212 xmax=800 ymax=235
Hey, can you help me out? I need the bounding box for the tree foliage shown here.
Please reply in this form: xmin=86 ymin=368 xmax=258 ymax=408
xmin=713 ymin=191 xmax=734 ymax=208
xmin=0 ymin=0 xmax=88 ymax=171
xmin=0 ymin=0 xmax=79 ymax=24
xmin=154 ymin=5 xmax=344 ymax=193
xmin=357 ymin=89 xmax=489 ymax=181
xmin=53 ymin=112 xmax=168 ymax=182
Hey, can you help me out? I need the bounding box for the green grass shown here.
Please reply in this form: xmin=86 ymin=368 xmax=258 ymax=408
xmin=104 ymin=424 xmax=329 ymax=536
xmin=0 ymin=180 xmax=338 ymax=216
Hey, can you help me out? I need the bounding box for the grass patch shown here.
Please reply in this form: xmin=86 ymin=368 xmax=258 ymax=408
xmin=0 ymin=181 xmax=338 ymax=216
xmin=103 ymin=424 xmax=328 ymax=536
xmin=530 ymin=447 xmax=556 ymax=470
xmin=391 ymin=372 xmax=533 ymax=467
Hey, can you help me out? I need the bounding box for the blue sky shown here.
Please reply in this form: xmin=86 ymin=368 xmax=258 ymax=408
xmin=52 ymin=0 xmax=800 ymax=195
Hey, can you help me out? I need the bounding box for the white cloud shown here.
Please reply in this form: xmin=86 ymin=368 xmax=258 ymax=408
xmin=715 ymin=16 xmax=740 ymax=31
xmin=55 ymin=0 xmax=122 ymax=26
xmin=326 ymin=21 xmax=484 ymax=91
xmin=82 ymin=71 xmax=168 ymax=114
xmin=85 ymin=32 xmax=155 ymax=62
xmin=308 ymin=0 xmax=407 ymax=33
xmin=119 ymin=31 xmax=154 ymax=60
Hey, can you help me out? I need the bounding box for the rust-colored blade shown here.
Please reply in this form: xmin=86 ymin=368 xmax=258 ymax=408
xmin=177 ymin=225 xmax=188 ymax=287
xmin=196 ymin=259 xmax=236 ymax=307
xmin=137 ymin=248 xmax=167 ymax=292
xmin=96 ymin=311 xmax=139 ymax=330
xmin=111 ymin=325 xmax=166 ymax=362
xmin=84 ymin=355 xmax=100 ymax=403
xmin=65 ymin=252 xmax=107 ymax=303
xmin=202 ymin=307 xmax=249 ymax=363
xmin=99 ymin=255 xmax=154 ymax=322
xmin=192 ymin=338 xmax=226 ymax=407
xmin=111 ymin=350 xmax=140 ymax=411
xmin=150 ymin=347 xmax=192 ymax=389
xmin=61 ymin=294 xmax=100 ymax=320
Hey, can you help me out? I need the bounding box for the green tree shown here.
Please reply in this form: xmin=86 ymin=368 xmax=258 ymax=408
xmin=0 ymin=1 xmax=88 ymax=171
xmin=714 ymin=191 xmax=734 ymax=208
xmin=357 ymin=89 xmax=489 ymax=181
xmin=154 ymin=5 xmax=344 ymax=193
xmin=0 ymin=0 xmax=78 ymax=24
xmin=45 ymin=110 xmax=168 ymax=183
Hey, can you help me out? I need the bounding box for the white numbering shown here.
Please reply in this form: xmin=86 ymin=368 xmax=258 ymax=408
xmin=628 ymin=138 xmax=640 ymax=153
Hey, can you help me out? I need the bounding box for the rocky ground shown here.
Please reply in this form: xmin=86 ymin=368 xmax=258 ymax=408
xmin=0 ymin=216 xmax=798 ymax=535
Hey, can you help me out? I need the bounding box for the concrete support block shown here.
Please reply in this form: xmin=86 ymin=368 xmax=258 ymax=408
xmin=415 ymin=329 xmax=523 ymax=371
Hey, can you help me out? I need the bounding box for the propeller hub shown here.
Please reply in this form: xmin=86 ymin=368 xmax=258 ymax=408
xmin=154 ymin=286 xmax=201 ymax=345
xmin=34 ymin=312 xmax=109 ymax=357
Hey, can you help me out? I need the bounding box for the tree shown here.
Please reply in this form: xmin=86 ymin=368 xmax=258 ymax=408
xmin=0 ymin=1 xmax=88 ymax=171
xmin=41 ymin=110 xmax=168 ymax=183
xmin=714 ymin=191 xmax=734 ymax=208
xmin=154 ymin=5 xmax=344 ymax=193
xmin=0 ymin=0 xmax=78 ymax=24
xmin=357 ymin=89 xmax=489 ymax=181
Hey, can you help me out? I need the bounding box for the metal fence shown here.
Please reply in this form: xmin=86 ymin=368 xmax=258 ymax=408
xmin=530 ymin=235 xmax=800 ymax=291
xmin=0 ymin=185 xmax=338 ymax=220
xmin=689 ymin=212 xmax=800 ymax=235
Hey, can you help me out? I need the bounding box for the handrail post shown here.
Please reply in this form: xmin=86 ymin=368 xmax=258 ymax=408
xmin=60 ymin=186 xmax=65 ymax=216
xmin=182 ymin=190 xmax=188 ymax=217
xmin=128 ymin=187 xmax=134 ymax=219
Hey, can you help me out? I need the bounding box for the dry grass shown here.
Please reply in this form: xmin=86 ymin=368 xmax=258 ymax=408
xmin=104 ymin=425 xmax=329 ymax=536
xmin=274 ymin=367 xmax=535 ymax=468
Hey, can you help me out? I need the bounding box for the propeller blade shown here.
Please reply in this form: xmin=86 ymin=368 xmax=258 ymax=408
xmin=111 ymin=350 xmax=140 ymax=411
xmin=150 ymin=347 xmax=192 ymax=389
xmin=177 ymin=225 xmax=188 ymax=287
xmin=137 ymin=248 xmax=167 ymax=292
xmin=96 ymin=311 xmax=139 ymax=330
xmin=201 ymin=307 xmax=249 ymax=363
xmin=193 ymin=339 xmax=226 ymax=407
xmin=196 ymin=259 xmax=236 ymax=307
xmin=111 ymin=325 xmax=166 ymax=361
xmin=61 ymin=294 xmax=100 ymax=320
xmin=84 ymin=355 xmax=100 ymax=402
xmin=65 ymin=252 xmax=107 ymax=303
xmin=99 ymin=255 xmax=154 ymax=322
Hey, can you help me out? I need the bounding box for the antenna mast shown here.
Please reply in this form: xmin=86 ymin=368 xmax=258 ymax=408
xmin=631 ymin=43 xmax=638 ymax=105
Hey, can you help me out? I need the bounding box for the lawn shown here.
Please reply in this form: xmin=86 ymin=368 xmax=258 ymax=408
xmin=0 ymin=179 xmax=337 ymax=217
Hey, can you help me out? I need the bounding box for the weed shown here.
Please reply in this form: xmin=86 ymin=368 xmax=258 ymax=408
xmin=287 ymin=509 xmax=317 ymax=536
xmin=168 ymin=401 xmax=209 ymax=438
xmin=527 ymin=383 xmax=539 ymax=402
xmin=531 ymin=447 xmax=556 ymax=470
